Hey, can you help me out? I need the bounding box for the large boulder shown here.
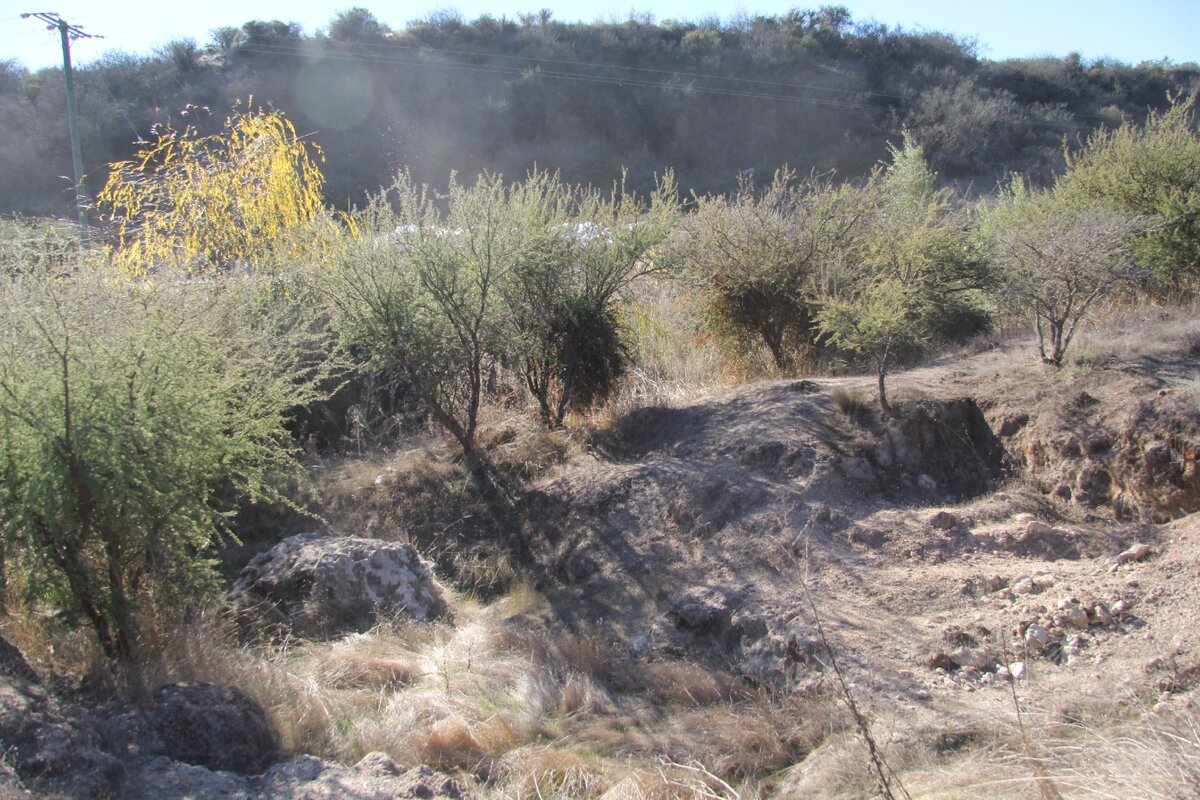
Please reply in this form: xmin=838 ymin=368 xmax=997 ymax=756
xmin=151 ymin=683 xmax=277 ymax=775
xmin=228 ymin=533 xmax=450 ymax=639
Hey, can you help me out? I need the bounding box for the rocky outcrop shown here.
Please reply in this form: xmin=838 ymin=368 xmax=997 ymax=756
xmin=0 ymin=636 xmax=124 ymax=798
xmin=228 ymin=533 xmax=449 ymax=639
xmin=151 ymin=683 xmax=278 ymax=775
xmin=664 ymin=587 xmax=825 ymax=688
xmin=876 ymin=398 xmax=1006 ymax=500
xmin=123 ymin=751 xmax=468 ymax=799
xmin=1003 ymin=386 xmax=1200 ymax=522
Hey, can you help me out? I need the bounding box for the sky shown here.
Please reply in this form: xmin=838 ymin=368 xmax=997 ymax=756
xmin=3 ymin=0 xmax=1198 ymax=70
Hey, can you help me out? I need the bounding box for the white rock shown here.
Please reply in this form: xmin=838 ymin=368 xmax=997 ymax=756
xmin=1112 ymin=599 xmax=1131 ymax=615
xmin=1025 ymin=624 xmax=1050 ymax=649
xmin=226 ymin=533 xmax=450 ymax=639
xmin=1023 ymin=520 xmax=1058 ymax=539
xmin=1111 ymin=543 xmax=1153 ymax=572
xmin=1031 ymin=574 xmax=1057 ymax=591
xmin=1012 ymin=576 xmax=1036 ymax=594
xmin=1057 ymin=600 xmax=1090 ymax=629
xmin=949 ymin=646 xmax=994 ymax=670
xmin=1007 ymin=662 xmax=1027 ymax=680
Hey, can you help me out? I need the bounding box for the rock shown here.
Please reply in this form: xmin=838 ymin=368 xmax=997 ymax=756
xmin=0 ymin=637 xmax=38 ymax=685
xmin=928 ymin=511 xmax=959 ymax=530
xmin=1012 ymin=576 xmax=1036 ymax=595
xmin=927 ymin=651 xmax=956 ymax=671
xmin=876 ymin=399 xmax=1006 ymax=500
xmin=257 ymin=754 xmax=466 ymax=799
xmin=1031 ymin=574 xmax=1056 ymax=592
xmin=1025 ymin=624 xmax=1051 ymax=650
xmin=1092 ymin=603 xmax=1113 ymax=625
xmin=668 ymin=586 xmax=744 ymax=647
xmin=1007 ymin=662 xmax=1026 ymax=680
xmin=1056 ymin=600 xmax=1090 ymax=629
xmin=949 ymin=646 xmax=993 ymax=670
xmin=151 ymin=683 xmax=277 ymax=775
xmin=0 ymin=664 xmax=123 ymax=797
xmin=227 ymin=533 xmax=450 ymax=638
xmin=1075 ymin=462 xmax=1113 ymax=507
xmin=1021 ymin=520 xmax=1058 ymax=540
xmin=97 ymin=711 xmax=166 ymax=760
xmin=1111 ymin=543 xmax=1153 ymax=572
xmin=122 ymin=756 xmax=251 ymax=800
xmin=1112 ymin=599 xmax=1132 ymax=616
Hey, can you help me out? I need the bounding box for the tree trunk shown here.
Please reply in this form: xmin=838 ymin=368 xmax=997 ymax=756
xmin=877 ymin=366 xmax=893 ymax=418
xmin=1044 ymin=319 xmax=1066 ymax=366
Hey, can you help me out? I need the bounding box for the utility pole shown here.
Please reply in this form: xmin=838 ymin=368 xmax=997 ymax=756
xmin=22 ymin=12 xmax=102 ymax=245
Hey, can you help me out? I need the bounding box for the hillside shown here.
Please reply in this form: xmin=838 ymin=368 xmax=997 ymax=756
xmin=6 ymin=306 xmax=1197 ymax=798
xmin=3 ymin=9 xmax=1198 ymax=216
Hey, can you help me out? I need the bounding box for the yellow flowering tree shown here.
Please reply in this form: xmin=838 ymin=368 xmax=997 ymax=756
xmin=98 ymin=105 xmax=326 ymax=276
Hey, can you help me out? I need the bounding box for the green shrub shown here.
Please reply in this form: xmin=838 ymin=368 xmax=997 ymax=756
xmin=982 ymin=176 xmax=1146 ymax=366
xmin=815 ymin=135 xmax=989 ymax=415
xmin=1056 ymin=92 xmax=1200 ymax=296
xmin=674 ymin=168 xmax=874 ymax=372
xmin=0 ymin=265 xmax=330 ymax=661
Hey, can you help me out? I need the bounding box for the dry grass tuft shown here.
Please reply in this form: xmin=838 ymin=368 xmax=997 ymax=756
xmin=557 ymin=673 xmax=616 ymax=718
xmin=477 ymin=411 xmax=580 ymax=481
xmin=0 ymin=597 xmax=99 ymax=680
xmin=499 ymin=746 xmax=613 ymax=799
xmin=418 ymin=716 xmax=499 ymax=776
xmin=643 ymin=661 xmax=749 ymax=708
xmin=831 ymin=387 xmax=870 ymax=418
xmin=313 ymin=649 xmax=417 ymax=690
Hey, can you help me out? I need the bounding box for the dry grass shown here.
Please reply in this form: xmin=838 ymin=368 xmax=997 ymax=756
xmin=1067 ymin=302 xmax=1200 ymax=369
xmin=642 ymin=661 xmax=751 ymax=708
xmin=831 ymin=387 xmax=871 ymax=418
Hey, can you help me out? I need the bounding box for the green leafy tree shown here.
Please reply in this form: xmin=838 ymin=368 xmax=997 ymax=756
xmin=815 ymin=134 xmax=987 ymax=414
xmin=817 ymin=277 xmax=926 ymax=416
xmin=676 ymin=168 xmax=874 ymax=372
xmin=318 ymin=172 xmax=519 ymax=462
xmin=328 ymin=8 xmax=389 ymax=41
xmin=0 ymin=268 xmax=329 ymax=661
xmin=505 ymin=172 xmax=678 ymax=427
xmin=1056 ymin=93 xmax=1200 ymax=295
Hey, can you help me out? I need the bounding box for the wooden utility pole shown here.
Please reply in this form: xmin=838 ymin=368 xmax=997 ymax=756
xmin=21 ymin=12 xmax=102 ymax=244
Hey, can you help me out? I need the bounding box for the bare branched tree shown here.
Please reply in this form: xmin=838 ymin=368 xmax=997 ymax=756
xmin=988 ymin=182 xmax=1147 ymax=366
